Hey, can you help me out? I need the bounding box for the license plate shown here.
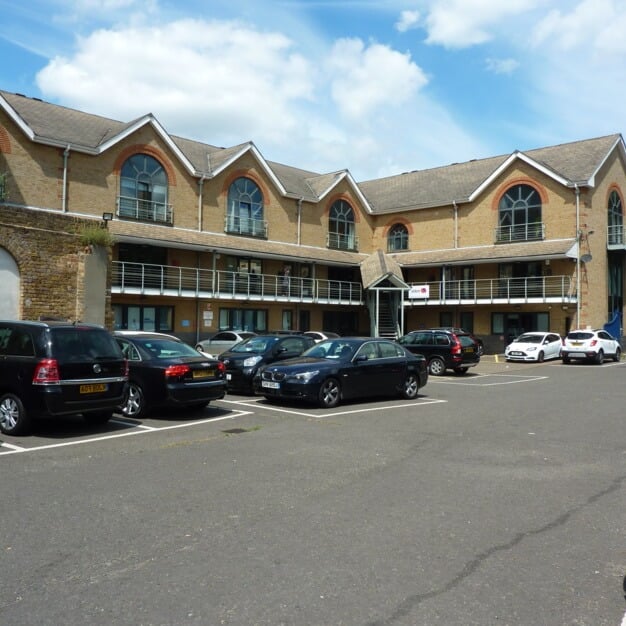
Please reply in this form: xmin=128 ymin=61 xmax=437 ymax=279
xmin=510 ymin=351 xmax=522 ymax=356
xmin=226 ymin=373 xmax=232 ymax=380
xmin=571 ymin=342 xmax=582 ymax=346
xmin=193 ymin=369 xmax=213 ymax=379
xmin=80 ymin=383 xmax=108 ymax=394
xmin=262 ymin=380 xmax=280 ymax=389
xmin=464 ymin=347 xmax=474 ymax=353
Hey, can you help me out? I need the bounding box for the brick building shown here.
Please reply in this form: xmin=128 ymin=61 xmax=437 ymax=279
xmin=1 ymin=89 xmax=625 ymax=352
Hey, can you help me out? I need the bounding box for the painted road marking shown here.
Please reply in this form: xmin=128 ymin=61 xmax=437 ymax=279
xmin=0 ymin=411 xmax=250 ymax=455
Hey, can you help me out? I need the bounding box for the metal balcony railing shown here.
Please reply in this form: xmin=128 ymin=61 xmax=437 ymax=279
xmin=405 ymin=275 xmax=575 ymax=304
xmin=111 ymin=262 xmax=363 ymax=304
xmin=495 ymin=222 xmax=544 ymax=243
xmin=117 ymin=196 xmax=173 ymax=224
xmin=327 ymin=232 xmax=359 ymax=251
xmin=608 ymin=224 xmax=626 ymax=247
xmin=224 ymin=216 xmax=268 ymax=238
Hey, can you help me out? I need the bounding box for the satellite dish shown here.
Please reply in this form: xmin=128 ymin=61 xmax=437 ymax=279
xmin=580 ymin=254 xmax=593 ymax=263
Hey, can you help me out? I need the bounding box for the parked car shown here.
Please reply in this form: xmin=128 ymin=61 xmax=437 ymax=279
xmin=397 ymin=328 xmax=480 ymax=375
xmin=219 ymin=334 xmax=315 ymax=394
xmin=505 ymin=332 xmax=562 ymax=362
xmin=253 ymin=337 xmax=428 ymax=408
xmin=561 ymin=329 xmax=621 ymax=364
xmin=0 ymin=320 xmax=128 ymax=435
xmin=303 ymin=330 xmax=341 ymax=343
xmin=195 ymin=330 xmax=257 ymax=356
xmin=114 ymin=331 xmax=227 ymax=418
xmin=430 ymin=327 xmax=484 ymax=356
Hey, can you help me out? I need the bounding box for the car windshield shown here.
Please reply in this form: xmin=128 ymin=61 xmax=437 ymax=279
xmin=567 ymin=332 xmax=593 ymax=340
xmin=516 ymin=334 xmax=542 ymax=344
xmin=136 ymin=337 xmax=200 ymax=358
xmin=303 ymin=340 xmax=355 ymax=360
xmin=231 ymin=337 xmax=277 ymax=353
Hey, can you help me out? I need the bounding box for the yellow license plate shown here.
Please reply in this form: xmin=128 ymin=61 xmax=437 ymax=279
xmin=193 ymin=370 xmax=213 ymax=379
xmin=80 ymin=383 xmax=108 ymax=394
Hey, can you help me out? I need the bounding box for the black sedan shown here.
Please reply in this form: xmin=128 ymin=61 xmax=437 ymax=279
xmin=252 ymin=337 xmax=428 ymax=408
xmin=113 ymin=331 xmax=227 ymax=418
xmin=219 ymin=334 xmax=315 ymax=394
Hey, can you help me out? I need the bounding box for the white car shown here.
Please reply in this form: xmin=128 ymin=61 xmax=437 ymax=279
xmin=196 ymin=330 xmax=257 ymax=356
xmin=505 ymin=332 xmax=562 ymax=362
xmin=303 ymin=331 xmax=340 ymax=343
xmin=561 ymin=329 xmax=621 ymax=364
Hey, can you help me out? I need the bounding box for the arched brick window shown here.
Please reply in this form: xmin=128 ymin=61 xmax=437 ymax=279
xmin=497 ymin=184 xmax=542 ymax=242
xmin=226 ymin=177 xmax=266 ymax=237
xmin=608 ymin=189 xmax=623 ymax=245
xmin=119 ymin=154 xmax=170 ymax=223
xmin=387 ymin=223 xmax=408 ymax=251
xmin=329 ymin=200 xmax=357 ymax=251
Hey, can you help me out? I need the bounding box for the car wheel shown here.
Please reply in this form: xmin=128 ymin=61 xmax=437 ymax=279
xmin=0 ymin=393 xmax=31 ymax=435
xmin=562 ymin=357 xmax=570 ymax=364
xmin=402 ymin=373 xmax=419 ymax=399
xmin=614 ymin=347 xmax=621 ymax=362
xmin=428 ymin=357 xmax=446 ymax=376
xmin=595 ymin=350 xmax=604 ymax=365
xmin=83 ymin=410 xmax=113 ymax=426
xmin=537 ymin=351 xmax=544 ymax=363
xmin=318 ymin=378 xmax=341 ymax=408
xmin=195 ymin=344 xmax=204 ymax=351
xmin=453 ymin=367 xmax=469 ymax=375
xmin=121 ymin=382 xmax=148 ymax=418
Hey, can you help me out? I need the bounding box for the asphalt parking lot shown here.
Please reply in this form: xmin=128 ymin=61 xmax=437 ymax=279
xmin=1 ymin=357 xmax=625 ymax=626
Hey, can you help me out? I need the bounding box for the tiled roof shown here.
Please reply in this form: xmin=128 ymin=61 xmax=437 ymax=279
xmin=1 ymin=90 xmax=623 ymax=216
xmin=389 ymin=238 xmax=577 ymax=267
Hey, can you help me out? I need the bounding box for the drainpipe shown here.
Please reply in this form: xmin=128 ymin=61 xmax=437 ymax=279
xmin=297 ymin=197 xmax=303 ymax=245
xmin=575 ymin=184 xmax=581 ymax=326
xmin=198 ymin=176 xmax=206 ymax=231
xmin=453 ymin=201 xmax=458 ymax=248
xmin=62 ymin=144 xmax=70 ymax=213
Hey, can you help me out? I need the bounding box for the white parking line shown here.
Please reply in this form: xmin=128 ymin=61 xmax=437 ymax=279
xmin=222 ymin=397 xmax=447 ymax=418
xmin=429 ymin=373 xmax=548 ymax=386
xmin=0 ymin=411 xmax=251 ymax=455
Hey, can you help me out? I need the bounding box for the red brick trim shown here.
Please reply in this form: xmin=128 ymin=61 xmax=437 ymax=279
xmin=0 ymin=125 xmax=11 ymax=153
xmin=382 ymin=217 xmax=413 ymax=236
xmin=220 ymin=170 xmax=271 ymax=206
xmin=490 ymin=177 xmax=549 ymax=212
xmin=323 ymin=194 xmax=361 ymax=223
xmin=112 ymin=145 xmax=177 ymax=186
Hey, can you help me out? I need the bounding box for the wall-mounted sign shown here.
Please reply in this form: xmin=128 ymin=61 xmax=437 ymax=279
xmin=408 ymin=285 xmax=430 ymax=299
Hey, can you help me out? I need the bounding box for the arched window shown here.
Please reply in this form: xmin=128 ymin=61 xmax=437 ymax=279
xmin=328 ymin=200 xmax=357 ymax=250
xmin=497 ymin=184 xmax=542 ymax=242
xmin=387 ymin=223 xmax=408 ymax=251
xmin=226 ymin=177 xmax=265 ymax=237
xmin=119 ymin=154 xmax=170 ymax=223
xmin=608 ymin=190 xmax=623 ymax=245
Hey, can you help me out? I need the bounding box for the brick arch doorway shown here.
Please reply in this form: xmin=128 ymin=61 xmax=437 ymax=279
xmin=0 ymin=248 xmax=19 ymax=318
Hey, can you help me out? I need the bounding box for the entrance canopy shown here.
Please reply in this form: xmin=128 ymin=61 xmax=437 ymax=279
xmin=360 ymin=250 xmax=409 ymax=290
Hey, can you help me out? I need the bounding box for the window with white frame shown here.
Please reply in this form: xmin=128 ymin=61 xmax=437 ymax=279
xmin=608 ymin=190 xmax=623 ymax=245
xmin=497 ymin=184 xmax=542 ymax=242
xmin=119 ymin=154 xmax=170 ymax=223
xmin=328 ymin=200 xmax=357 ymax=250
xmin=226 ymin=177 xmax=265 ymax=237
xmin=387 ymin=223 xmax=408 ymax=251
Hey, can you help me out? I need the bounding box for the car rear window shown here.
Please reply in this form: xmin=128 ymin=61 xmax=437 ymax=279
xmin=51 ymin=327 xmax=122 ymax=360
xmin=567 ymin=332 xmax=593 ymax=340
xmin=136 ymin=337 xmax=200 ymax=358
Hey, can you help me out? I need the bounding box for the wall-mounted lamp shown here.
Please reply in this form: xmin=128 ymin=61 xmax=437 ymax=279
xmin=101 ymin=212 xmax=113 ymax=228
xmin=587 ymin=229 xmax=595 ymax=236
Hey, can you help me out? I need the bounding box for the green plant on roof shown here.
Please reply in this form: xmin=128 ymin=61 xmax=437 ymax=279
xmin=78 ymin=224 xmax=114 ymax=248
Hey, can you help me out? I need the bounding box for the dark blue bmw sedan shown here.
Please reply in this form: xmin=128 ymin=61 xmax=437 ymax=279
xmin=253 ymin=337 xmax=428 ymax=408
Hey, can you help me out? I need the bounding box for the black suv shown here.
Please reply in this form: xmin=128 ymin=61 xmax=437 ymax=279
xmin=397 ymin=328 xmax=480 ymax=375
xmin=219 ymin=334 xmax=315 ymax=394
xmin=0 ymin=320 xmax=128 ymax=435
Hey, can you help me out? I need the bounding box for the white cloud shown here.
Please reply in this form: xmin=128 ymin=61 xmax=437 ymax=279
xmin=326 ymin=38 xmax=428 ymax=119
xmin=485 ymin=57 xmax=519 ymax=74
xmin=423 ymin=0 xmax=542 ymax=49
xmin=395 ymin=10 xmax=420 ymax=33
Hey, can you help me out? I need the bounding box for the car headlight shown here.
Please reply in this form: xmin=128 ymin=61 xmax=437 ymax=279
xmin=293 ymin=370 xmax=319 ymax=383
xmin=527 ymin=347 xmax=537 ymax=352
xmin=243 ymin=355 xmax=263 ymax=367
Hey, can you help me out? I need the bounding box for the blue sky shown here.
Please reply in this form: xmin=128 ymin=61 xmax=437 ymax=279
xmin=1 ymin=0 xmax=625 ymax=181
